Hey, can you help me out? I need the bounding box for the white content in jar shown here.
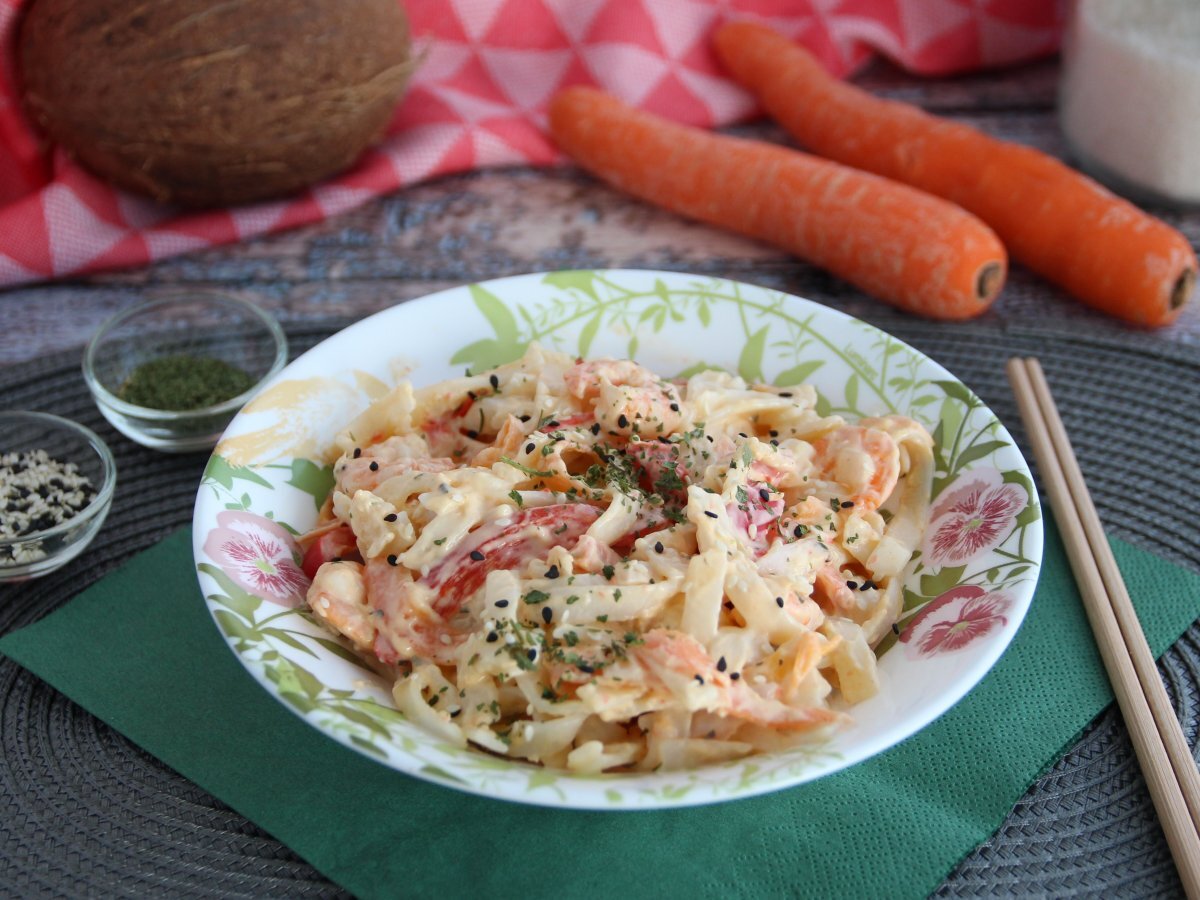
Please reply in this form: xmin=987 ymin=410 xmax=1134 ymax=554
xmin=1059 ymin=0 xmax=1200 ymax=206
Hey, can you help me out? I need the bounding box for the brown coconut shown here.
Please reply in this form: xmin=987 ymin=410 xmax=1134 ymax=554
xmin=18 ymin=0 xmax=413 ymax=207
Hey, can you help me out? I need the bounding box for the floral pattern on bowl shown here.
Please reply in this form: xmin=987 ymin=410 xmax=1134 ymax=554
xmin=193 ymin=270 xmax=1042 ymax=810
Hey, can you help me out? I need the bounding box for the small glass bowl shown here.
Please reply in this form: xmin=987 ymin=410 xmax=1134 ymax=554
xmin=83 ymin=293 xmax=288 ymax=452
xmin=0 ymin=411 xmax=117 ymax=583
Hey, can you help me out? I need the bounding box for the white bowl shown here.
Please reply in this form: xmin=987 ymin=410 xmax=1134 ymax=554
xmin=192 ymin=270 xmax=1042 ymax=809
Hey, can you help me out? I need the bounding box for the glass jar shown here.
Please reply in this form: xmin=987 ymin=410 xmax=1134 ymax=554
xmin=1059 ymin=0 xmax=1200 ymax=208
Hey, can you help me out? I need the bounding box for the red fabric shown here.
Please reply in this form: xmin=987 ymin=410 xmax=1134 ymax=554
xmin=0 ymin=0 xmax=1063 ymax=288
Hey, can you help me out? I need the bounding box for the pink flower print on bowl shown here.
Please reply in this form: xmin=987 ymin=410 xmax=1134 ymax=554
xmin=901 ymin=585 xmax=1012 ymax=656
xmin=924 ymin=468 xmax=1027 ymax=567
xmin=203 ymin=510 xmax=308 ymax=607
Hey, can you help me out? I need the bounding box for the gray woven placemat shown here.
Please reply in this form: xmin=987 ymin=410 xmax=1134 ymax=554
xmin=1 ymin=313 xmax=1197 ymax=899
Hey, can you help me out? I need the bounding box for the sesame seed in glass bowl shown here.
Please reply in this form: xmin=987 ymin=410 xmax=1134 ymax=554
xmin=0 ymin=411 xmax=117 ymax=583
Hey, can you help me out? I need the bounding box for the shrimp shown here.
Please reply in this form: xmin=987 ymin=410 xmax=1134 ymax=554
xmin=564 ymin=358 xmax=684 ymax=438
xmin=469 ymin=415 xmax=527 ymax=468
xmin=571 ymin=534 xmax=623 ymax=573
xmin=814 ymin=565 xmax=858 ymax=615
xmin=307 ymin=561 xmax=376 ymax=652
xmin=336 ymin=435 xmax=456 ymax=494
xmin=809 ymin=425 xmax=899 ymax=510
xmin=366 ymin=558 xmax=463 ymax=665
xmin=812 ymin=563 xmax=900 ymax=647
xmin=564 ymin=359 xmax=653 ymax=399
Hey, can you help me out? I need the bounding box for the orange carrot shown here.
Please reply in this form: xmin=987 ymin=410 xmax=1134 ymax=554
xmin=547 ymin=87 xmax=1006 ymax=320
xmin=713 ymin=20 xmax=1197 ymax=327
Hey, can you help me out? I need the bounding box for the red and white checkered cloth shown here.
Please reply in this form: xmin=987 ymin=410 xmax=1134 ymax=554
xmin=0 ymin=0 xmax=1062 ymax=288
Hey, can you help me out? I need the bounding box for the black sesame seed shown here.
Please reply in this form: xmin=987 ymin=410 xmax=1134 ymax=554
xmin=547 ymin=420 xmax=560 ymax=428
xmin=495 ymin=599 xmax=510 ymax=608
xmin=669 ymin=402 xmax=680 ymax=412
xmin=862 ymin=580 xmax=877 ymax=591
xmin=769 ymin=430 xmax=778 ymax=438
xmin=730 ymin=672 xmax=741 ymax=680
xmin=738 ymin=432 xmax=748 ymax=438
xmin=892 ymin=623 xmax=901 ymax=635
xmin=469 ymin=550 xmax=485 ymax=562
xmin=846 ymin=580 xmax=858 ymax=590
xmin=578 ymin=663 xmax=595 ymax=674
xmin=384 ymin=513 xmax=398 ymax=522
xmin=775 ymin=596 xmax=785 ymax=608
xmin=704 ymin=510 xmax=718 ymax=519
xmin=386 ymin=554 xmax=398 ymax=566
xmin=654 ymin=541 xmax=664 ymax=554
xmin=617 ymin=414 xmax=629 ymax=429
xmin=489 ymin=374 xmax=500 ymax=389
xmin=352 ymin=447 xmax=362 ymax=458
xmin=545 ymin=565 xmax=560 ymax=579
xmin=590 ymin=423 xmax=601 ymax=435
xmin=694 ymin=675 xmax=705 ymax=685
xmin=779 ymin=391 xmax=793 ymax=398
xmin=541 ymin=606 xmax=553 ymax=624
xmin=526 ymin=648 xmax=537 ymax=661
xmin=520 ymin=414 xmax=532 ymax=422
xmin=841 ymin=500 xmax=854 ymax=509
xmin=525 ymin=442 xmax=536 ymax=454
xmin=368 ymin=461 xmax=379 ymax=472
xmin=486 ymin=632 xmax=499 ymax=643
xmin=716 ymin=656 xmax=727 ymax=672
xmin=759 ymin=488 xmax=770 ymax=502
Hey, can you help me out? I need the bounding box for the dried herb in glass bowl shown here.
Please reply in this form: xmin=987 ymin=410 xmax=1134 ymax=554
xmin=117 ymin=354 xmax=255 ymax=411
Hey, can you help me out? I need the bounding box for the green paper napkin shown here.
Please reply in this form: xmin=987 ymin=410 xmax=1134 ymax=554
xmin=3 ymin=521 xmax=1199 ymax=899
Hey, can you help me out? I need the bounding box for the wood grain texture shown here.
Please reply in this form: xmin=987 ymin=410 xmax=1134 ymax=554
xmin=0 ymin=56 xmax=1197 ymax=365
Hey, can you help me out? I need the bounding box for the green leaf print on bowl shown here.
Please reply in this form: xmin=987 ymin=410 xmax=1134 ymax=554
xmin=450 ymin=271 xmax=956 ymax=422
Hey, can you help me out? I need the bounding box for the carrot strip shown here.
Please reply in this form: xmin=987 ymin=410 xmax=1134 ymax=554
xmin=547 ymin=87 xmax=1006 ymax=320
xmin=713 ymin=21 xmax=1197 ymax=327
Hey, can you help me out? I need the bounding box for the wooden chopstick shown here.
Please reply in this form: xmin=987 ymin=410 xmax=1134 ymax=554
xmin=1007 ymin=357 xmax=1200 ymax=899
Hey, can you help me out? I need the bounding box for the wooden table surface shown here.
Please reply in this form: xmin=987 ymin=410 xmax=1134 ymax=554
xmin=2 ymin=55 xmax=1197 ymax=369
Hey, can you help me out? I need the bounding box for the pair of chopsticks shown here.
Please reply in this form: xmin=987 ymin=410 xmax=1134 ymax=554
xmin=1007 ymin=358 xmax=1200 ymax=898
